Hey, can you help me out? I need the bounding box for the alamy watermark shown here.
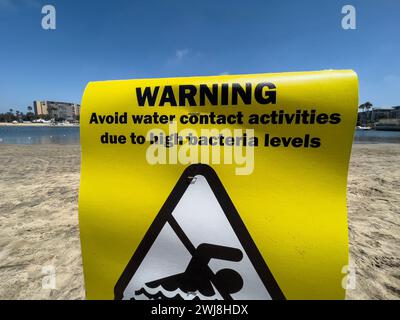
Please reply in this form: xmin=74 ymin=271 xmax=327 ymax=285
xmin=145 ymin=121 xmax=255 ymax=175
xmin=41 ymin=265 xmax=57 ymax=289
xmin=41 ymin=5 xmax=56 ymax=30
xmin=342 ymin=264 xmax=356 ymax=290
xmin=341 ymin=5 xmax=356 ymax=30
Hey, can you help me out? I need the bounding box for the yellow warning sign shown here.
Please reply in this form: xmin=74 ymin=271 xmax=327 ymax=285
xmin=79 ymin=70 xmax=358 ymax=300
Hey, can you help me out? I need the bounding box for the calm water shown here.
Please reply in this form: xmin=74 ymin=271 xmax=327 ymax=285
xmin=0 ymin=126 xmax=80 ymax=144
xmin=0 ymin=126 xmax=399 ymax=145
xmin=353 ymin=129 xmax=400 ymax=144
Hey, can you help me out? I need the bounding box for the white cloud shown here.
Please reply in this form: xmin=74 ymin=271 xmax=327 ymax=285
xmin=219 ymin=71 xmax=230 ymax=75
xmin=175 ymin=49 xmax=190 ymax=60
xmin=165 ymin=48 xmax=203 ymax=69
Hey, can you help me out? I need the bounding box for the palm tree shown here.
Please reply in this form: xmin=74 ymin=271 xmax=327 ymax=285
xmin=358 ymin=104 xmax=365 ymax=126
xmin=8 ymin=108 xmax=14 ymax=122
xmin=364 ymin=102 xmax=372 ymax=126
xmin=359 ymin=102 xmax=373 ymax=127
xmin=27 ymin=106 xmax=34 ymax=121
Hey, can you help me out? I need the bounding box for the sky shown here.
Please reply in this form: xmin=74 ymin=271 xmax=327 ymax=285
xmin=0 ymin=0 xmax=399 ymax=113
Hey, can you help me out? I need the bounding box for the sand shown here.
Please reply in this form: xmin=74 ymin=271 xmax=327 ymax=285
xmin=0 ymin=145 xmax=83 ymax=299
xmin=0 ymin=143 xmax=399 ymax=300
xmin=346 ymin=144 xmax=400 ymax=299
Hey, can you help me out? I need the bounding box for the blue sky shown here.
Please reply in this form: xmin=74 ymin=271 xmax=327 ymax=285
xmin=0 ymin=0 xmax=399 ymax=113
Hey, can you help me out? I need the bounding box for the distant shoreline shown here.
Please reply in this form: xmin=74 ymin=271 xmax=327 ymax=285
xmin=0 ymin=122 xmax=79 ymax=127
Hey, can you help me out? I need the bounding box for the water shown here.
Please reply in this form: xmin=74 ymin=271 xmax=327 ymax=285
xmin=0 ymin=126 xmax=80 ymax=145
xmin=353 ymin=129 xmax=400 ymax=144
xmin=0 ymin=126 xmax=399 ymax=145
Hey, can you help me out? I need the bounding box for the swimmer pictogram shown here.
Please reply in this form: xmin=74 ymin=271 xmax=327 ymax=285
xmin=114 ymin=164 xmax=285 ymax=300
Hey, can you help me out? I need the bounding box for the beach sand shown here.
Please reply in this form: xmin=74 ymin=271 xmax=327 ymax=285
xmin=0 ymin=143 xmax=399 ymax=300
xmin=346 ymin=144 xmax=400 ymax=299
xmin=0 ymin=145 xmax=83 ymax=299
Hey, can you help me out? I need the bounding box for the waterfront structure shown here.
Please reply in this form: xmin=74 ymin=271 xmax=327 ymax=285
xmin=370 ymin=106 xmax=400 ymax=122
xmin=357 ymin=106 xmax=400 ymax=130
xmin=33 ymin=100 xmax=80 ymax=120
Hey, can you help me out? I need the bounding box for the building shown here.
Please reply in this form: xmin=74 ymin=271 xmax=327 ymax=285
xmin=370 ymin=106 xmax=400 ymax=122
xmin=33 ymin=100 xmax=80 ymax=120
xmin=357 ymin=106 xmax=400 ymax=130
xmin=33 ymin=100 xmax=48 ymax=115
xmin=73 ymin=104 xmax=80 ymax=118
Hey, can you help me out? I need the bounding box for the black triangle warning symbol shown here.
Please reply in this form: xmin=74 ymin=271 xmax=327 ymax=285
xmin=114 ymin=164 xmax=285 ymax=300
